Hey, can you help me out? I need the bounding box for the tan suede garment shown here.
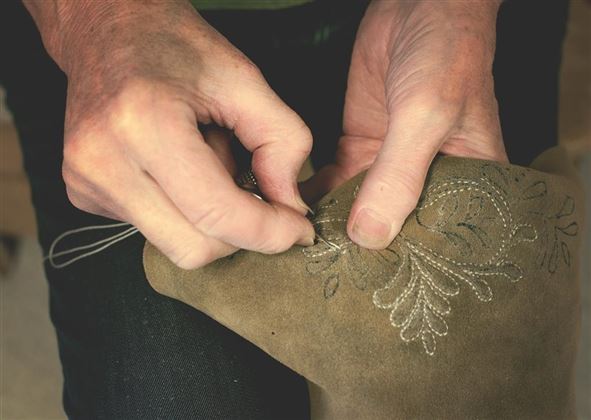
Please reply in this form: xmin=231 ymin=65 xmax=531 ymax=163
xmin=143 ymin=147 xmax=584 ymax=420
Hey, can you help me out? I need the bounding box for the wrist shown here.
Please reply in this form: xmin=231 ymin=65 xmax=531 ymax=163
xmin=421 ymin=0 xmax=501 ymax=29
xmin=369 ymin=0 xmax=501 ymax=38
xmin=417 ymin=0 xmax=501 ymax=59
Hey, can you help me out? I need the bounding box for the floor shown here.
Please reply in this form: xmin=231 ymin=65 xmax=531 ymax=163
xmin=1 ymin=1 xmax=590 ymax=419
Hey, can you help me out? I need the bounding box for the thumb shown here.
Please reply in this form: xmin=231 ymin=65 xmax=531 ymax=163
xmin=229 ymin=71 xmax=312 ymax=215
xmin=347 ymin=106 xmax=457 ymax=249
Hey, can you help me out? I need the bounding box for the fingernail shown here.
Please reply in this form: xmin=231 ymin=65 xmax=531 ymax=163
xmin=295 ymin=194 xmax=314 ymax=216
xmin=351 ymin=208 xmax=392 ymax=249
xmin=297 ymin=233 xmax=316 ymax=247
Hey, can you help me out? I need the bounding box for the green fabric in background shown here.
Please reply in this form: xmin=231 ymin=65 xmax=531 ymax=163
xmin=190 ymin=0 xmax=312 ymax=10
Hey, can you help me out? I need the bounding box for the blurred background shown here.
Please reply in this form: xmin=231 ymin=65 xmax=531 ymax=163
xmin=1 ymin=1 xmax=590 ymax=419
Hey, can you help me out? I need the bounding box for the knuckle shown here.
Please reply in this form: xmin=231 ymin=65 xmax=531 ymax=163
xmin=170 ymin=248 xmax=210 ymax=270
xmin=108 ymin=79 xmax=156 ymax=137
xmin=63 ymin=111 xmax=104 ymax=156
xmin=260 ymin=239 xmax=291 ymax=255
xmin=107 ymin=77 xmax=178 ymax=142
xmin=64 ymin=184 xmax=89 ymax=212
xmin=61 ymin=160 xmax=77 ymax=188
xmin=235 ymin=55 xmax=264 ymax=81
xmin=189 ymin=202 xmax=232 ymax=237
xmin=254 ymin=215 xmax=294 ymax=254
xmin=295 ymin=123 xmax=313 ymax=154
xmin=63 ymin=132 xmax=106 ymax=185
xmin=62 ymin=132 xmax=84 ymax=165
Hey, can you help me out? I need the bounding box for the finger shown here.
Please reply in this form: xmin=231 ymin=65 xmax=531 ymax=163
xmin=127 ymin=174 xmax=238 ymax=269
xmin=299 ymin=163 xmax=356 ymax=206
xmin=64 ymin=183 xmax=120 ymax=220
xmin=227 ymin=70 xmax=312 ymax=215
xmin=440 ymin=100 xmax=508 ymax=163
xmin=348 ymin=102 xmax=459 ymax=249
xmin=137 ymin=113 xmax=315 ymax=253
xmin=300 ymin=134 xmax=382 ymax=205
xmin=65 ymin=148 xmax=237 ymax=269
xmin=202 ymin=126 xmax=237 ymax=177
xmin=299 ymin=164 xmax=339 ymax=206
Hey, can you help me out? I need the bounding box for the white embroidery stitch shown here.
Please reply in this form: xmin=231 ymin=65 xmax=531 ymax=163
xmin=303 ymin=164 xmax=578 ymax=356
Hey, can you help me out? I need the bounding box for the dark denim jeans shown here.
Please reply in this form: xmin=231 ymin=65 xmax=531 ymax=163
xmin=0 ymin=0 xmax=567 ymax=418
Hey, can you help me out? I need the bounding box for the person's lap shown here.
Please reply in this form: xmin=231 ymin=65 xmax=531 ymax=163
xmin=0 ymin=0 xmax=568 ymax=418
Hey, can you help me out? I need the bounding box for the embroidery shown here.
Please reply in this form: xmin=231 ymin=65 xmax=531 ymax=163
xmin=303 ymin=163 xmax=579 ymax=356
xmin=303 ymin=198 xmax=400 ymax=299
xmin=533 ymin=195 xmax=578 ymax=273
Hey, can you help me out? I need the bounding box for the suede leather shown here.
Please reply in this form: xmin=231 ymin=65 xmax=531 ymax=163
xmin=143 ymin=147 xmax=584 ymax=420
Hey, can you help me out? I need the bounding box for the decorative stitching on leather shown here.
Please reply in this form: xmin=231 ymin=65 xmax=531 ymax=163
xmin=303 ymin=162 xmax=579 ymax=356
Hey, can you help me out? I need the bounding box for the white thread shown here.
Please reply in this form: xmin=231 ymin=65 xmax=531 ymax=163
xmin=44 ymin=222 xmax=139 ymax=269
xmin=313 ymin=218 xmax=348 ymax=224
xmin=413 ymin=255 xmax=453 ymax=315
xmin=314 ymin=234 xmax=342 ymax=252
xmin=417 ymin=178 xmax=515 ymax=265
xmin=303 ymin=171 xmax=547 ymax=355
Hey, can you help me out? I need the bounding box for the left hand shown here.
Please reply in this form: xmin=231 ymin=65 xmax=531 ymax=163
xmin=304 ymin=0 xmax=507 ymax=249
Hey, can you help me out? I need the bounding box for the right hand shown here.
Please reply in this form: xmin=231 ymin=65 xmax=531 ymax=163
xmin=31 ymin=1 xmax=315 ymax=269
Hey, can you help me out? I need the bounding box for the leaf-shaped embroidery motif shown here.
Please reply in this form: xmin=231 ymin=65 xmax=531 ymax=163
xmin=557 ymin=222 xmax=578 ymax=236
xmin=391 ymin=287 xmax=419 ymax=328
xmin=512 ymin=224 xmax=537 ymax=242
xmin=417 ymin=193 xmax=459 ymax=230
xmin=421 ymin=330 xmax=437 ymax=356
xmin=561 ymin=241 xmax=570 ymax=267
xmin=498 ymin=262 xmax=524 ymax=282
xmin=457 ymin=222 xmax=490 ymax=248
xmin=346 ymin=247 xmax=373 ymax=290
xmin=303 ymin=162 xmax=578 ymax=356
xmin=305 ymin=253 xmax=338 ymax=274
xmin=548 ymin=240 xmax=559 ymax=274
xmin=423 ymin=283 xmax=452 ymax=317
xmin=464 ymin=276 xmax=493 ymax=302
xmin=350 ymin=272 xmax=368 ymax=291
xmin=390 ymin=265 xmax=419 ymax=326
xmin=323 ymin=274 xmax=339 ymax=299
xmin=536 ymin=195 xmax=578 ymax=274
xmin=481 ymin=164 xmax=509 ymax=195
xmin=427 ymin=265 xmax=460 ymax=297
xmin=557 ymin=196 xmax=575 ymax=218
xmin=443 ymin=231 xmax=472 ymax=257
xmin=466 ymin=195 xmax=484 ymax=221
xmin=371 ymin=248 xmax=401 ymax=272
xmin=400 ymin=302 xmax=423 ymax=342
xmin=424 ymin=304 xmax=448 ymax=336
xmin=372 ymin=254 xmax=408 ymax=309
xmin=521 ymin=181 xmax=547 ymax=200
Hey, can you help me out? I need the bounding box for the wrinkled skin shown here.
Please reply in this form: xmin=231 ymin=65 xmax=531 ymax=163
xmin=25 ymin=0 xmax=506 ymax=268
xmin=25 ymin=0 xmax=315 ymax=269
xmin=304 ymin=0 xmax=506 ymax=249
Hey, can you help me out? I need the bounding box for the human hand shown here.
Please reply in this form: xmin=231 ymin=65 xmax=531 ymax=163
xmin=25 ymin=0 xmax=314 ymax=268
xmin=304 ymin=0 xmax=507 ymax=249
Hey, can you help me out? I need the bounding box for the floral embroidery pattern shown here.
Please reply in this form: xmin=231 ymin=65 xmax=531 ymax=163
xmin=303 ymin=163 xmax=579 ymax=356
xmin=532 ymin=196 xmax=578 ymax=274
xmin=303 ymin=198 xmax=400 ymax=299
